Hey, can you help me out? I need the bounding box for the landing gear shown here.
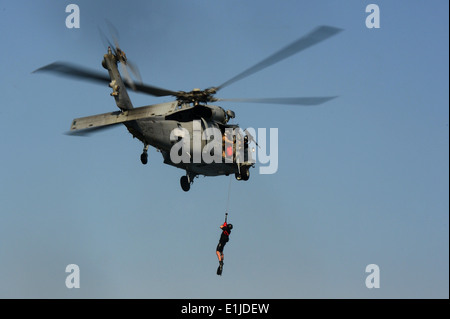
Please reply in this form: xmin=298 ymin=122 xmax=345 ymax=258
xmin=140 ymin=144 xmax=149 ymax=165
xmin=140 ymin=152 xmax=148 ymax=164
xmin=180 ymin=172 xmax=196 ymax=192
xmin=180 ymin=176 xmax=190 ymax=192
xmin=235 ymin=166 xmax=250 ymax=181
xmin=242 ymin=167 xmax=250 ymax=181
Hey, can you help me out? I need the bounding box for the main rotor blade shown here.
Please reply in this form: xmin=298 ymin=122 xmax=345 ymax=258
xmin=216 ymin=96 xmax=338 ymax=106
xmin=133 ymin=81 xmax=179 ymax=97
xmin=33 ymin=62 xmax=178 ymax=97
xmin=34 ymin=62 xmax=111 ymax=84
xmin=216 ymin=25 xmax=342 ymax=91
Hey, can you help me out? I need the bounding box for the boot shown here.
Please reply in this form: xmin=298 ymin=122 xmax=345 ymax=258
xmin=217 ymin=261 xmax=224 ymax=276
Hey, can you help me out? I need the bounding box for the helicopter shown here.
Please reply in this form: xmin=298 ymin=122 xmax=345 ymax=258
xmin=34 ymin=25 xmax=342 ymax=191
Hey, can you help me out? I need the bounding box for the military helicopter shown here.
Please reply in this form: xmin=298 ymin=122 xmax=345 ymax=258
xmin=34 ymin=25 xmax=341 ymax=191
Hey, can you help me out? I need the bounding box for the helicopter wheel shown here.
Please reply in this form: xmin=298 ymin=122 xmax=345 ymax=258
xmin=242 ymin=167 xmax=250 ymax=181
xmin=180 ymin=176 xmax=190 ymax=192
xmin=140 ymin=151 xmax=148 ymax=165
xmin=235 ymin=167 xmax=250 ymax=181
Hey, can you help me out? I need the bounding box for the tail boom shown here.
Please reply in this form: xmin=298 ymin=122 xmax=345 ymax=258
xmin=102 ymin=48 xmax=134 ymax=110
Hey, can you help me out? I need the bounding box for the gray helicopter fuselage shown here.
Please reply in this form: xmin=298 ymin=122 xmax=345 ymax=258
xmin=123 ymin=102 xmax=252 ymax=177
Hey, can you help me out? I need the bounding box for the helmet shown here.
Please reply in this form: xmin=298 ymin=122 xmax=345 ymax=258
xmin=227 ymin=224 xmax=233 ymax=230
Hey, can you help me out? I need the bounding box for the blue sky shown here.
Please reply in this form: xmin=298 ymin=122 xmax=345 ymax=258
xmin=0 ymin=0 xmax=448 ymax=298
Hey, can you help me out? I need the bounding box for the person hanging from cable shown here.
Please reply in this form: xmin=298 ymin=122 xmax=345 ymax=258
xmin=216 ymin=213 xmax=233 ymax=276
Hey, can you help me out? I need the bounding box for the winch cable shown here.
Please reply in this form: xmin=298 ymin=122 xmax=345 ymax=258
xmin=224 ymin=175 xmax=232 ymax=222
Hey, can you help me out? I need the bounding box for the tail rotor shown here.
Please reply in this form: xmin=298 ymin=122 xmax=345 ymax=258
xmin=99 ymin=20 xmax=143 ymax=90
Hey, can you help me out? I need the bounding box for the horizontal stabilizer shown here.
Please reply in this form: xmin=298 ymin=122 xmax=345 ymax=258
xmin=69 ymin=102 xmax=177 ymax=134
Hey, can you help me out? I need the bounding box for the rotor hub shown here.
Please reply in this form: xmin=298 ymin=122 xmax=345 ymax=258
xmin=175 ymin=87 xmax=219 ymax=105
